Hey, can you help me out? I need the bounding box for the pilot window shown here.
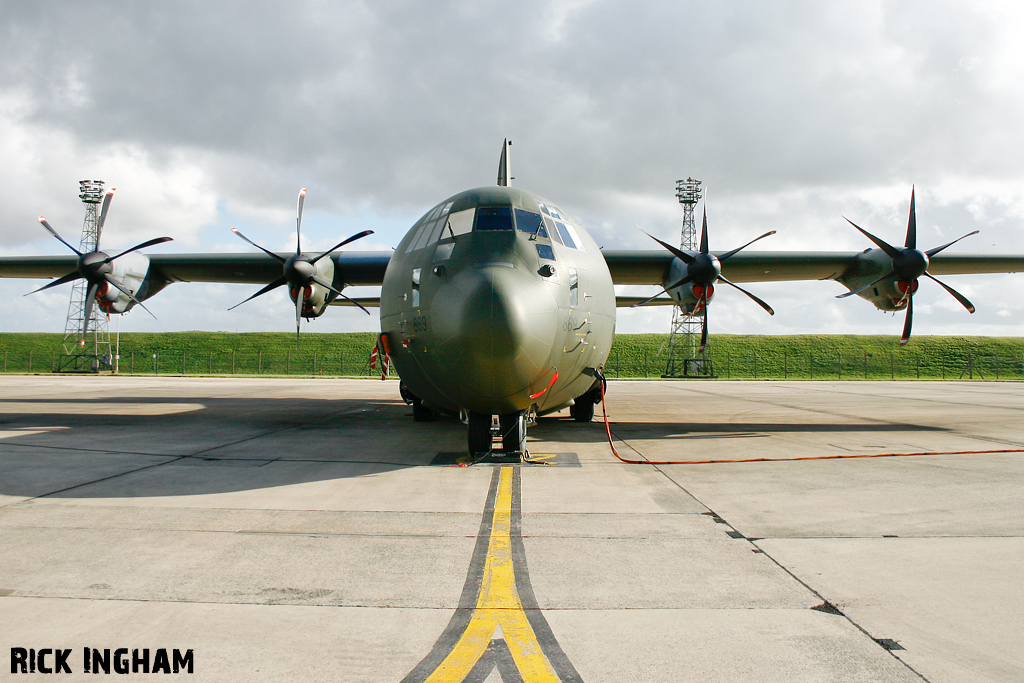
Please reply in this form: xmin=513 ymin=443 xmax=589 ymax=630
xmin=563 ymin=222 xmax=586 ymax=252
xmin=446 ymin=208 xmax=475 ymax=238
xmin=569 ymin=267 xmax=579 ymax=307
xmin=404 ymin=220 xmax=431 ymax=253
xmin=405 ymin=202 xmax=458 ymax=252
xmin=554 ymin=221 xmax=577 ymax=249
xmin=433 ymin=242 xmax=455 ymax=261
xmin=536 ymin=243 xmax=555 ymax=260
xmin=474 ymin=207 xmax=514 ymax=231
xmin=543 ymin=216 xmax=562 ymax=245
xmin=514 ymin=209 xmax=547 ymax=238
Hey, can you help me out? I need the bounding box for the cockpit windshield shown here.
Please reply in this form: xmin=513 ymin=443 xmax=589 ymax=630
xmin=474 ymin=207 xmax=514 ymax=231
xmin=513 ymin=209 xmax=547 ymax=238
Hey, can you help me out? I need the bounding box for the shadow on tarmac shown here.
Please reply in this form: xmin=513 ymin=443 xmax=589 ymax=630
xmin=0 ymin=395 xmax=458 ymax=500
xmin=0 ymin=394 xmax=949 ymax=500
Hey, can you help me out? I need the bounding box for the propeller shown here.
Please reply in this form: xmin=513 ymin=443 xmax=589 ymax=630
xmin=229 ymin=188 xmax=374 ymax=338
xmin=837 ymin=187 xmax=978 ymax=345
xmin=635 ymin=206 xmax=775 ymax=351
xmin=27 ymin=188 xmax=172 ymax=345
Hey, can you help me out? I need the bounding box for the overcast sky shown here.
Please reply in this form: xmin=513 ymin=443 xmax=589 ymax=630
xmin=2 ymin=1 xmax=1024 ymax=338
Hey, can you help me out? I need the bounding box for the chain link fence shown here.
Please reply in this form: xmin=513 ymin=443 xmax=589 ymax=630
xmin=3 ymin=344 xmax=1023 ymax=380
xmin=599 ymin=346 xmax=1024 ymax=380
xmin=0 ymin=349 xmax=384 ymax=377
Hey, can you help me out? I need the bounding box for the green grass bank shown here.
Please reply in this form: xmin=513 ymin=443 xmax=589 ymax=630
xmin=2 ymin=332 xmax=1022 ymax=380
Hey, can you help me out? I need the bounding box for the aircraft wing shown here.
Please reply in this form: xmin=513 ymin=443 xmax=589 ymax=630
xmin=602 ymin=250 xmax=1024 ymax=285
xmin=149 ymin=252 xmax=393 ymax=285
xmin=0 ymin=252 xmax=394 ymax=286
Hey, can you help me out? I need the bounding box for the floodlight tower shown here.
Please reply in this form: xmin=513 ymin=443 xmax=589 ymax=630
xmin=57 ymin=180 xmax=112 ymax=372
xmin=662 ymin=177 xmax=713 ymax=377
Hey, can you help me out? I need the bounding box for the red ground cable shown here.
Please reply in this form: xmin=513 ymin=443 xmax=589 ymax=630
xmin=597 ymin=380 xmax=1024 ymax=465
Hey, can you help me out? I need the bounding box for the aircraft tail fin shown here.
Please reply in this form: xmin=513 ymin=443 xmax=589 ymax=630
xmin=497 ymin=139 xmax=511 ymax=186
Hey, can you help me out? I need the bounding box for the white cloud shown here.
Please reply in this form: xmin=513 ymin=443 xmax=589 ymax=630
xmin=2 ymin=1 xmax=1023 ymax=336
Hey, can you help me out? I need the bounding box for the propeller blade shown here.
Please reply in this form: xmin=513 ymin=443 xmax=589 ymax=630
xmin=102 ymin=236 xmax=173 ymax=265
xmin=309 ymin=275 xmax=372 ymax=316
xmin=662 ymin=273 xmax=695 ymax=294
xmin=38 ymin=217 xmax=83 ymax=256
xmin=637 ymin=227 xmax=694 ymax=264
xmin=836 ymin=269 xmax=896 ymax=299
xmin=924 ymin=272 xmax=976 ymax=313
xmin=103 ymin=274 xmax=158 ymax=319
xmin=900 ymin=293 xmax=913 ymax=346
xmin=295 ymin=287 xmax=304 ymax=339
xmin=26 ymin=270 xmax=81 ymax=295
xmin=718 ymin=230 xmax=776 ymax=262
xmin=81 ymin=281 xmax=100 ymax=344
xmin=718 ymin=276 xmax=774 ymax=315
xmin=296 ymin=188 xmax=306 ymax=255
xmin=843 ymin=218 xmax=902 ymax=259
xmin=631 ymin=289 xmax=670 ymax=308
xmin=98 ymin=188 xmax=115 ymax=230
xmin=310 ymin=275 xmax=343 ymax=297
xmin=925 ymin=230 xmax=980 ymax=257
xmin=906 ymin=187 xmax=917 ymax=250
xmin=311 ymin=229 xmax=374 ymax=264
xmin=699 ymin=293 xmax=709 ymax=352
xmin=231 ymin=227 xmax=287 ymax=263
xmin=699 ymin=207 xmax=709 ymax=255
xmin=339 ymin=292 xmax=371 ymax=315
xmin=227 ymin=275 xmax=288 ymax=310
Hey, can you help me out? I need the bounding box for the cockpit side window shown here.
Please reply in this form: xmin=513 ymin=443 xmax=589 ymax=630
xmin=554 ymin=221 xmax=577 ymax=249
xmin=543 ymin=216 xmax=563 ymax=245
xmin=474 ymin=207 xmax=514 ymax=231
xmin=403 ymin=219 xmax=431 ymax=253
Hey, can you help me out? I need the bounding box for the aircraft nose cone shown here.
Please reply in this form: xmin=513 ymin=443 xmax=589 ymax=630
xmin=432 ymin=264 xmax=558 ymax=409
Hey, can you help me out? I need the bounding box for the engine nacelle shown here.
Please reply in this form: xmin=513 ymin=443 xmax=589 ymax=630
xmin=290 ymin=254 xmax=338 ymax=318
xmin=663 ymin=255 xmax=717 ymax=315
xmin=95 ymin=251 xmax=162 ymax=314
xmin=837 ymin=248 xmax=914 ymax=312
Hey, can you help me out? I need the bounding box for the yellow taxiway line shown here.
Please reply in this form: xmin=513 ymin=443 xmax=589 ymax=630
xmin=423 ymin=466 xmax=561 ymax=682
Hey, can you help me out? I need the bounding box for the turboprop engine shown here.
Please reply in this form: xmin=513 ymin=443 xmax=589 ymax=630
xmin=636 ymin=206 xmax=775 ymax=350
xmin=229 ymin=188 xmax=373 ymax=337
xmin=28 ymin=188 xmax=172 ymax=342
xmin=836 ymin=188 xmax=978 ymax=345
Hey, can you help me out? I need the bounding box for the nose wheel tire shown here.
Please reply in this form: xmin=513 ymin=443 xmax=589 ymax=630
xmin=500 ymin=410 xmax=526 ymax=453
xmin=468 ymin=411 xmax=492 ymax=455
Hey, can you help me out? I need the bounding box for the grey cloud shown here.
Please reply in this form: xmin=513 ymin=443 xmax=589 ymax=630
xmin=2 ymin=1 xmax=1023 ymax=334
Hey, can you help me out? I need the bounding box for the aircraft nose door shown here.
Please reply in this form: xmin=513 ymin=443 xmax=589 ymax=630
xmin=562 ymin=266 xmax=592 ymax=363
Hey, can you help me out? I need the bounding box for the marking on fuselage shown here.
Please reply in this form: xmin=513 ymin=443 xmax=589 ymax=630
xmin=401 ymin=466 xmax=582 ymax=683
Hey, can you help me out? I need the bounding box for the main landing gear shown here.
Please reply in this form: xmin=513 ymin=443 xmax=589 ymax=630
xmin=401 ymin=382 xmax=438 ymax=422
xmin=569 ymin=384 xmax=602 ymax=422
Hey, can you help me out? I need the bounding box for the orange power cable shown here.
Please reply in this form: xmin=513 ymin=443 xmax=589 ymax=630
xmin=596 ymin=379 xmax=1024 ymax=465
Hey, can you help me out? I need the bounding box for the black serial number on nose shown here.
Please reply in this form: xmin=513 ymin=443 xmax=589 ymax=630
xmin=413 ymin=316 xmax=429 ymax=332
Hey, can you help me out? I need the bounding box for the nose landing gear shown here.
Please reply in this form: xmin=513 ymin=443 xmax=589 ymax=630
xmin=467 ymin=409 xmax=528 ymax=461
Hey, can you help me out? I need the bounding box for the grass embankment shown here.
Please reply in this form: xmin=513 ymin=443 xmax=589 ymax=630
xmin=1 ymin=332 xmax=1022 ymax=379
xmin=604 ymin=334 xmax=1024 ymax=380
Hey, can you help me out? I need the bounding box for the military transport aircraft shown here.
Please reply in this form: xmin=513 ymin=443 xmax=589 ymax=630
xmin=3 ymin=140 xmax=1024 ymax=456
